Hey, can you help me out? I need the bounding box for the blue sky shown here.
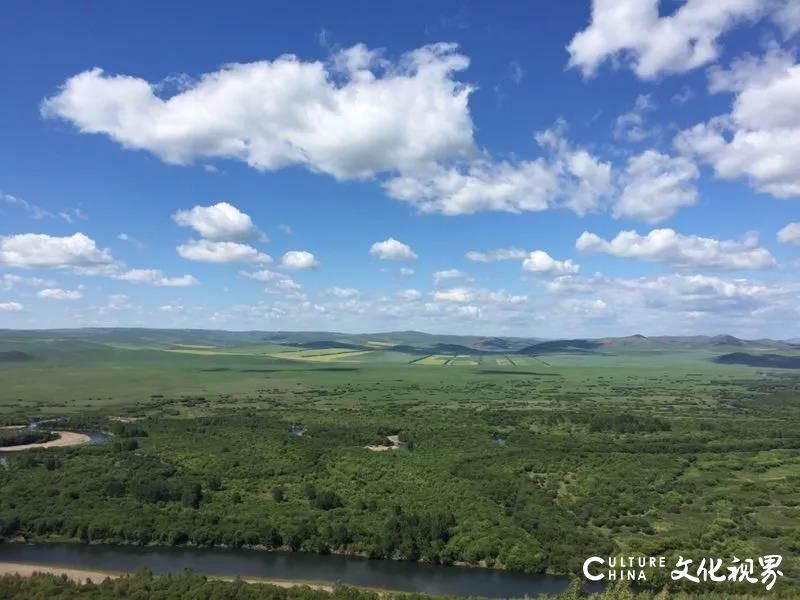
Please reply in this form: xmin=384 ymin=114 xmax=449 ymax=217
xmin=1 ymin=0 xmax=799 ymax=337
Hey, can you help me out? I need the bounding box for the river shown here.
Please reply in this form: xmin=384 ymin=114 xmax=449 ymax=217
xmin=0 ymin=543 xmax=601 ymax=597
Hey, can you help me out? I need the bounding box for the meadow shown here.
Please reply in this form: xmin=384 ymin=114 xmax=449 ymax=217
xmin=1 ymin=329 xmax=799 ymax=596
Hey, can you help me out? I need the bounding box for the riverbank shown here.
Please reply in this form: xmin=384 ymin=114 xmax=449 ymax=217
xmin=0 ymin=542 xmax=582 ymax=597
xmin=0 ymin=431 xmax=91 ymax=452
xmin=0 ymin=561 xmax=338 ymax=592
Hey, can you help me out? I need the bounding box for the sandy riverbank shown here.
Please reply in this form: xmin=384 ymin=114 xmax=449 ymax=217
xmin=0 ymin=562 xmax=335 ymax=591
xmin=0 ymin=431 xmax=91 ymax=452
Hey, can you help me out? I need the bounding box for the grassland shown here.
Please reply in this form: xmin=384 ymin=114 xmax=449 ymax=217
xmin=0 ymin=329 xmax=799 ymax=596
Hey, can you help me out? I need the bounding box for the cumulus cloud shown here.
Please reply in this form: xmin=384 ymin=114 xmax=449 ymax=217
xmin=614 ymin=150 xmax=699 ymax=223
xmin=37 ymin=288 xmax=82 ymax=300
xmin=326 ymin=287 xmax=358 ymax=297
xmin=0 ymin=233 xmax=114 ymax=268
xmin=522 ymin=251 xmax=580 ymax=276
xmin=396 ymin=288 xmax=422 ymax=301
xmin=433 ymin=269 xmax=472 ymax=285
xmin=281 ymin=250 xmax=318 ymax=270
xmin=676 ymin=46 xmax=800 ymax=198
xmin=0 ymin=274 xmax=54 ymax=291
xmin=431 ymin=286 xmax=526 ymax=305
xmin=117 ymin=269 xmax=198 ymax=287
xmin=777 ymin=222 xmax=800 ymax=244
xmin=41 ymin=43 xmax=475 ymax=180
xmin=541 ymin=271 xmax=800 ymax=336
xmin=614 ymin=94 xmax=657 ymax=142
xmin=241 ymin=269 xmax=303 ymax=296
xmin=178 ymin=239 xmax=270 ymax=264
xmin=384 ymin=122 xmax=612 ymax=215
xmin=173 ymin=202 xmax=262 ymax=241
xmin=465 ymin=248 xmax=527 ymax=263
xmin=369 ymin=238 xmax=417 ymax=260
xmin=576 ymin=228 xmax=776 ymax=270
xmin=567 ymin=0 xmax=772 ymax=80
xmin=0 ymin=302 xmax=23 ymax=312
xmin=431 ymin=287 xmax=473 ymax=303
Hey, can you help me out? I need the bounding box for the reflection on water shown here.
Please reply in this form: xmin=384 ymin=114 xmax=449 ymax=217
xmin=0 ymin=543 xmax=602 ymax=597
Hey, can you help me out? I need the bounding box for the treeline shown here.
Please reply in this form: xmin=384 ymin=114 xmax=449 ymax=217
xmin=0 ymin=573 xmax=796 ymax=600
xmin=0 ymin=430 xmax=57 ymax=447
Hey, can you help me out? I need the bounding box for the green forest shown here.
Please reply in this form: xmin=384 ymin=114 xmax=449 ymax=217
xmin=1 ymin=332 xmax=799 ymax=597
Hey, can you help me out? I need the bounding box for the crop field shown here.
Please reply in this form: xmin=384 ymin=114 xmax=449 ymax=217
xmin=1 ymin=329 xmax=799 ymax=595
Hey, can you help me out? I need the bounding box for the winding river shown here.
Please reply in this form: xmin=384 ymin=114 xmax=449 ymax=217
xmin=0 ymin=543 xmax=602 ymax=597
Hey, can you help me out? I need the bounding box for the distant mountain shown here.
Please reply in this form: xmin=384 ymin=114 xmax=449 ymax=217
xmin=475 ymin=337 xmax=515 ymax=350
xmin=714 ymin=353 xmax=800 ymax=369
xmin=0 ymin=328 xmax=794 ymax=356
xmin=517 ymin=339 xmax=602 ymax=355
xmin=709 ymin=334 xmax=744 ymax=346
xmin=288 ymin=341 xmax=370 ymax=351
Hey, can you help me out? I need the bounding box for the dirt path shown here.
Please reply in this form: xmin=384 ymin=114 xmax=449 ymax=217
xmin=0 ymin=431 xmax=91 ymax=452
xmin=0 ymin=562 xmax=334 ymax=591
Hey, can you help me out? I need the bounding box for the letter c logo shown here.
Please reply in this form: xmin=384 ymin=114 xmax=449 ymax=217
xmin=583 ymin=556 xmax=605 ymax=581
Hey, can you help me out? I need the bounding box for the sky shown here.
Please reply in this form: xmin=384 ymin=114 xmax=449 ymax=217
xmin=1 ymin=0 xmax=799 ymax=338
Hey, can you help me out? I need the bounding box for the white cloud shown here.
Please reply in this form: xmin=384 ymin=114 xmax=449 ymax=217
xmin=281 ymin=250 xmax=318 ymax=270
xmin=105 ymin=294 xmax=132 ymax=310
xmin=430 ymin=286 xmax=526 ymax=305
xmin=117 ymin=269 xmax=198 ymax=287
xmin=240 ymin=269 xmax=284 ymax=282
xmin=0 ymin=302 xmax=22 ymax=312
xmin=614 ymin=150 xmax=699 ymax=223
xmin=41 ymin=43 xmax=475 ymax=180
xmin=508 ymin=61 xmax=524 ymax=84
xmin=676 ymin=47 xmax=800 ymax=198
xmin=777 ymin=222 xmax=800 ymax=245
xmin=385 ymin=159 xmax=556 ymax=215
xmin=431 ymin=287 xmax=473 ymax=303
xmin=274 ymin=278 xmax=302 ymax=292
xmin=326 ymin=287 xmax=358 ymax=297
xmin=396 ymin=288 xmax=422 ymax=301
xmin=384 ymin=122 xmax=612 ymax=215
xmin=159 ymin=304 xmax=185 ymax=313
xmin=0 ymin=192 xmax=55 ymax=220
xmin=117 ymin=233 xmax=144 ymax=248
xmin=0 ymin=274 xmax=54 ymax=291
xmin=522 ymin=251 xmax=580 ymax=276
xmin=433 ymin=269 xmax=472 ymax=285
xmin=567 ymin=0 xmax=770 ymax=80
xmin=241 ymin=269 xmax=303 ymax=296
xmin=177 ymin=239 xmax=270 ymax=263
xmin=172 ymin=202 xmax=262 ymax=241
xmin=399 ymin=267 xmax=415 ymax=276
xmin=559 ymin=297 xmax=608 ymax=318
xmin=370 ymin=238 xmax=417 ymax=260
xmin=614 ymin=94 xmax=657 ymax=142
xmin=542 ymin=271 xmax=800 ymax=336
xmin=707 ymin=44 xmax=795 ymax=94
xmin=37 ymin=288 xmax=82 ymax=300
xmin=465 ymin=248 xmax=527 ymax=263
xmin=0 ymin=233 xmax=114 ymax=268
xmin=577 ymin=228 xmax=776 ymax=270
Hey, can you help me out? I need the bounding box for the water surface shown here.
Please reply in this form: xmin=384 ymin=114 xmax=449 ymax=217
xmin=0 ymin=543 xmax=601 ymax=597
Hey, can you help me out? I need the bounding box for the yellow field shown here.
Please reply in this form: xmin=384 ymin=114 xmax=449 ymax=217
xmin=171 ymin=344 xmax=217 ymax=349
xmin=270 ymin=349 xmax=376 ymax=362
xmin=415 ymin=355 xmax=452 ymax=365
xmin=164 ymin=349 xmax=265 ymax=356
